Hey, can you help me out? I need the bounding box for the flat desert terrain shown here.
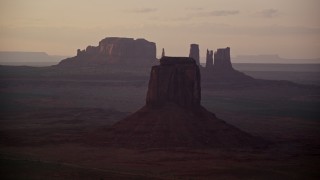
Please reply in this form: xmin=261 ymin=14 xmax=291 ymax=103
xmin=0 ymin=65 xmax=319 ymax=179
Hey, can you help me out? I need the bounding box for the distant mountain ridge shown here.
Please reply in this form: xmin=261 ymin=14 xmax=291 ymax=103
xmin=0 ymin=51 xmax=68 ymax=64
xmin=232 ymin=54 xmax=320 ymax=64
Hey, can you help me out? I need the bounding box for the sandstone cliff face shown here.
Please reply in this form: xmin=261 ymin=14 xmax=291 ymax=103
xmin=58 ymin=37 xmax=156 ymax=67
xmin=146 ymin=57 xmax=201 ymax=108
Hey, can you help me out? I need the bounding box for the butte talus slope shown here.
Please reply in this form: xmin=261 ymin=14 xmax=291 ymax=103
xmin=102 ymin=57 xmax=263 ymax=148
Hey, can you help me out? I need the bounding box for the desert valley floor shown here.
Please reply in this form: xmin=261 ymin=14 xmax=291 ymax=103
xmin=0 ymin=64 xmax=319 ymax=179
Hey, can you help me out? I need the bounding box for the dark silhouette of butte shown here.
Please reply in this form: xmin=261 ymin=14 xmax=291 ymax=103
xmin=58 ymin=37 xmax=157 ymax=67
xmin=189 ymin=44 xmax=200 ymax=65
xmin=56 ymin=36 xmax=256 ymax=84
xmin=196 ymin=44 xmax=301 ymax=87
xmin=107 ymin=56 xmax=263 ymax=148
xmin=193 ymin=45 xmax=254 ymax=82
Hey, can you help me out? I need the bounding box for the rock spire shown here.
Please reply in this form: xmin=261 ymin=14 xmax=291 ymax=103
xmin=206 ymin=49 xmax=214 ymax=69
xmin=189 ymin=44 xmax=200 ymax=65
xmin=213 ymin=47 xmax=233 ymax=71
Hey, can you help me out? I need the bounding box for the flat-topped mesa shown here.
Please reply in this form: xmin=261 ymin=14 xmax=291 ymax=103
xmin=58 ymin=37 xmax=157 ymax=66
xmin=213 ymin=47 xmax=233 ymax=71
xmin=189 ymin=44 xmax=200 ymax=65
xmin=146 ymin=56 xmax=201 ymax=108
xmin=98 ymin=37 xmax=156 ymax=59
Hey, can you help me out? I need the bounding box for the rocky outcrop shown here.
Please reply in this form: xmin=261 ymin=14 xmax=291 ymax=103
xmin=213 ymin=47 xmax=233 ymax=71
xmin=101 ymin=56 xmax=264 ymax=148
xmin=189 ymin=44 xmax=200 ymax=65
xmin=205 ymin=49 xmax=214 ymax=69
xmin=146 ymin=57 xmax=201 ymax=108
xmin=203 ymin=47 xmax=255 ymax=82
xmin=58 ymin=37 xmax=157 ymax=67
xmin=161 ymin=48 xmax=165 ymax=58
xmin=98 ymin=37 xmax=156 ymax=59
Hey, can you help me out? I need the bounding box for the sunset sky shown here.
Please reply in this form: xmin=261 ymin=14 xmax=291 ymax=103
xmin=0 ymin=0 xmax=320 ymax=60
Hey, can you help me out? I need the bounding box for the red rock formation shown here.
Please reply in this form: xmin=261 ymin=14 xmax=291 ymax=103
xmin=58 ymin=37 xmax=157 ymax=67
xmin=103 ymin=56 xmax=263 ymax=148
xmin=189 ymin=44 xmax=200 ymax=65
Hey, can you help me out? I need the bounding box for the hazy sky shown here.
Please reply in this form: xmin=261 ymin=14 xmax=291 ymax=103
xmin=1 ymin=0 xmax=320 ymax=59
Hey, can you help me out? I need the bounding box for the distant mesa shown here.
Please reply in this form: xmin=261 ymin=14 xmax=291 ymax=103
xmin=57 ymin=37 xmax=157 ymax=67
xmin=101 ymin=56 xmax=263 ymax=148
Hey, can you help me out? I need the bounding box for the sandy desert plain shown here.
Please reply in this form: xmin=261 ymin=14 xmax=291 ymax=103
xmin=0 ymin=64 xmax=319 ymax=179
